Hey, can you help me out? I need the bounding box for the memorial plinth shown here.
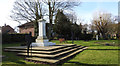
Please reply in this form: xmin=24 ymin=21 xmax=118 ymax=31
xmin=31 ymin=19 xmax=55 ymax=46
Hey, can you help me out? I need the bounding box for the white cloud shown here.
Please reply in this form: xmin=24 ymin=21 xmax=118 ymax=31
xmin=0 ymin=0 xmax=18 ymax=28
xmin=77 ymin=13 xmax=92 ymax=25
xmin=80 ymin=0 xmax=118 ymax=2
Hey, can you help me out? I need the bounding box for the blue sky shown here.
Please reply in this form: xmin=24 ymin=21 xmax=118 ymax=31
xmin=74 ymin=2 xmax=118 ymax=24
xmin=0 ymin=0 xmax=118 ymax=29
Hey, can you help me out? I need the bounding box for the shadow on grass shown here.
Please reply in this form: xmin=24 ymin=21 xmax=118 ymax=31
xmin=87 ymin=49 xmax=120 ymax=50
xmin=65 ymin=61 xmax=118 ymax=66
xmin=15 ymin=61 xmax=26 ymax=64
xmin=2 ymin=57 xmax=26 ymax=64
xmin=10 ymin=60 xmax=26 ymax=64
xmin=2 ymin=52 xmax=27 ymax=65
xmin=87 ymin=45 xmax=104 ymax=46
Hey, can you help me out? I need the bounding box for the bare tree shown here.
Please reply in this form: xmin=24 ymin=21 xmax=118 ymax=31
xmin=11 ymin=0 xmax=80 ymax=39
xmin=10 ymin=0 xmax=47 ymax=37
xmin=66 ymin=12 xmax=77 ymax=24
xmin=11 ymin=0 xmax=46 ymax=22
xmin=10 ymin=0 xmax=48 ymax=56
xmin=92 ymin=12 xmax=113 ymax=39
xmin=43 ymin=0 xmax=80 ymax=23
xmin=43 ymin=0 xmax=80 ymax=39
xmin=89 ymin=24 xmax=96 ymax=33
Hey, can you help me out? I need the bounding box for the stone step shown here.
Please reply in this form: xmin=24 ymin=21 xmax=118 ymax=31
xmin=25 ymin=47 xmax=88 ymax=64
xmin=26 ymin=57 xmax=59 ymax=63
xmin=18 ymin=46 xmax=84 ymax=59
xmin=59 ymin=47 xmax=88 ymax=61
xmin=4 ymin=44 xmax=76 ymax=51
xmin=4 ymin=45 xmax=79 ymax=54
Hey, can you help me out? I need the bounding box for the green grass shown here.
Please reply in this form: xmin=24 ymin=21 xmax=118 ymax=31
xmin=2 ymin=43 xmax=48 ymax=66
xmin=51 ymin=40 xmax=119 ymax=65
xmin=2 ymin=40 xmax=119 ymax=65
xmin=2 ymin=43 xmax=35 ymax=64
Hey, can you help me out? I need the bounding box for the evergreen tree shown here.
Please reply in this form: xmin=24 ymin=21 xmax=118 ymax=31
xmin=53 ymin=10 xmax=71 ymax=39
xmin=73 ymin=22 xmax=81 ymax=40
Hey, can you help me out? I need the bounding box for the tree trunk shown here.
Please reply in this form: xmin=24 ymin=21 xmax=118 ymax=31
xmin=48 ymin=2 xmax=53 ymax=40
xmin=34 ymin=20 xmax=39 ymax=37
xmin=101 ymin=32 xmax=106 ymax=39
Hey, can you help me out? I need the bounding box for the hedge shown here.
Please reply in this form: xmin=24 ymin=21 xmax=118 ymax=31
xmin=56 ymin=33 xmax=93 ymax=40
xmin=2 ymin=33 xmax=35 ymax=44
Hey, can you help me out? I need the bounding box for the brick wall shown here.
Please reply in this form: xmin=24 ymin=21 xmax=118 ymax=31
xmin=19 ymin=27 xmax=34 ymax=36
xmin=18 ymin=23 xmax=51 ymax=37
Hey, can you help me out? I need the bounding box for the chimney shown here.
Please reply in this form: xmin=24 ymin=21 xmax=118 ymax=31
xmin=4 ymin=24 xmax=6 ymax=26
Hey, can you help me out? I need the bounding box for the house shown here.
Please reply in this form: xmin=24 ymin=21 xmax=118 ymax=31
xmin=18 ymin=22 xmax=35 ymax=36
xmin=18 ymin=22 xmax=52 ymax=37
xmin=0 ymin=26 xmax=1 ymax=33
xmin=2 ymin=24 xmax=15 ymax=34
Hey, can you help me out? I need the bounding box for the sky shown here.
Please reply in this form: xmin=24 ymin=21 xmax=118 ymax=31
xmin=0 ymin=0 xmax=18 ymax=28
xmin=74 ymin=2 xmax=118 ymax=24
xmin=0 ymin=0 xmax=119 ymax=30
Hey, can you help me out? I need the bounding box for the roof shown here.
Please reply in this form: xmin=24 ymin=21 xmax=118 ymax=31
xmin=18 ymin=22 xmax=34 ymax=28
xmin=18 ymin=21 xmax=53 ymax=28
xmin=2 ymin=25 xmax=15 ymax=34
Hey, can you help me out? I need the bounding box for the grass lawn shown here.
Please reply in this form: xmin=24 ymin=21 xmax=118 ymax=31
xmin=2 ymin=40 xmax=119 ymax=66
xmin=2 ymin=43 xmax=38 ymax=65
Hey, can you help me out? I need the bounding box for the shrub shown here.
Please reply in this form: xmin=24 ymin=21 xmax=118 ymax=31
xmin=2 ymin=33 xmax=35 ymax=44
xmin=83 ymin=34 xmax=93 ymax=41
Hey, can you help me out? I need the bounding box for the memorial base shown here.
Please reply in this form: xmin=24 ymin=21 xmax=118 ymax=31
xmin=31 ymin=37 xmax=56 ymax=47
xmin=31 ymin=42 xmax=56 ymax=47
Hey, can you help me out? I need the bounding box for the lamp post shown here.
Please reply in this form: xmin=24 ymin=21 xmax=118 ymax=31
xmin=70 ymin=12 xmax=75 ymax=44
xmin=71 ymin=24 xmax=74 ymax=44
